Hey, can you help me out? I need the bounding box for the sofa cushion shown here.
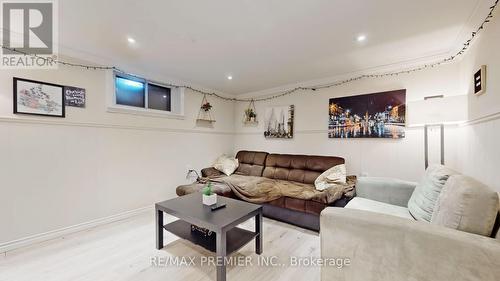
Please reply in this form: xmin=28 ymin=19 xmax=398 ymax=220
xmin=267 ymin=197 xmax=285 ymax=208
xmin=263 ymin=154 xmax=345 ymax=184
xmin=285 ymin=197 xmax=306 ymax=212
xmin=176 ymin=182 xmax=235 ymax=198
xmin=355 ymin=177 xmax=417 ymax=207
xmin=431 ymin=175 xmax=499 ymax=237
xmin=269 ymin=197 xmax=330 ymax=215
xmin=213 ymin=155 xmax=239 ymax=176
xmin=407 ymin=165 xmax=459 ymax=222
xmin=306 ymin=200 xmax=328 ymax=215
xmin=345 ymin=197 xmax=413 ymax=219
xmin=201 ymin=167 xmax=224 ymax=178
xmin=314 ymin=164 xmax=347 ymax=191
xmin=234 ymin=151 xmax=268 ymax=176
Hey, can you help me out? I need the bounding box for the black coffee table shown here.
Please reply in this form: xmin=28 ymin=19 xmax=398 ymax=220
xmin=155 ymin=192 xmax=263 ymax=281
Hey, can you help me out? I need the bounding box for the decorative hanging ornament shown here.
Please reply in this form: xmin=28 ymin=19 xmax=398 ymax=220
xmin=197 ymin=94 xmax=216 ymax=123
xmin=243 ymin=99 xmax=258 ymax=125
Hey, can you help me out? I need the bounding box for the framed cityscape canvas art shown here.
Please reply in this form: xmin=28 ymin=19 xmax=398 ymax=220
xmin=328 ymin=89 xmax=406 ymax=139
xmin=264 ymin=105 xmax=294 ymax=139
xmin=13 ymin=77 xmax=65 ymax=117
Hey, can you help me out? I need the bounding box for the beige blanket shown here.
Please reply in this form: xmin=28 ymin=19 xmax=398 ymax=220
xmin=211 ymin=175 xmax=355 ymax=204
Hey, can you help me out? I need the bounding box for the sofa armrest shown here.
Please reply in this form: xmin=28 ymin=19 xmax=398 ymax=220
xmin=356 ymin=177 xmax=417 ymax=207
xmin=201 ymin=167 xmax=224 ymax=178
xmin=320 ymin=208 xmax=500 ymax=281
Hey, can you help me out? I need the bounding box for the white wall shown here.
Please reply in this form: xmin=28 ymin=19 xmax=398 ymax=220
xmin=233 ymin=63 xmax=463 ymax=182
xmin=0 ymin=62 xmax=235 ymax=244
xmin=232 ymin=8 xmax=500 ymax=194
xmin=454 ymin=7 xmax=500 ymax=193
xmin=2 ymin=6 xmax=500 ymax=247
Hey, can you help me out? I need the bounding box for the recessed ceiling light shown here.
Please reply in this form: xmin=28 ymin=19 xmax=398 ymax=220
xmin=356 ymin=35 xmax=367 ymax=42
xmin=163 ymin=95 xmax=167 ymax=98
xmin=127 ymin=37 xmax=136 ymax=44
xmin=227 ymin=76 xmax=233 ymax=80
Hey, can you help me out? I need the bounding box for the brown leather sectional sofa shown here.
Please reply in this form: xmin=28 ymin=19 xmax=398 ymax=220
xmin=178 ymin=150 xmax=352 ymax=231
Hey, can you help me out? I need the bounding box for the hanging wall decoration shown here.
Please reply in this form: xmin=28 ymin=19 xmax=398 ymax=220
xmin=264 ymin=105 xmax=294 ymax=139
xmin=243 ymin=99 xmax=258 ymax=125
xmin=64 ymin=86 xmax=86 ymax=108
xmin=328 ymin=89 xmax=406 ymax=139
xmin=197 ymin=93 xmax=216 ymax=123
xmin=474 ymin=65 xmax=486 ymax=95
xmin=13 ymin=77 xmax=65 ymax=117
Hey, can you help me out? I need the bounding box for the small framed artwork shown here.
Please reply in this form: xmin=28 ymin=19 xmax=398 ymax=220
xmin=474 ymin=65 xmax=486 ymax=95
xmin=64 ymin=86 xmax=86 ymax=108
xmin=263 ymin=105 xmax=294 ymax=139
xmin=13 ymin=77 xmax=65 ymax=117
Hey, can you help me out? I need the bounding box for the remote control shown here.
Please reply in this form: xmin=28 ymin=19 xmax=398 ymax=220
xmin=211 ymin=203 xmax=226 ymax=211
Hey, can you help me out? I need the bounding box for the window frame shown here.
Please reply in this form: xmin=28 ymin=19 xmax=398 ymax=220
xmin=146 ymin=82 xmax=172 ymax=112
xmin=108 ymin=71 xmax=185 ymax=119
xmin=114 ymin=74 xmax=146 ymax=109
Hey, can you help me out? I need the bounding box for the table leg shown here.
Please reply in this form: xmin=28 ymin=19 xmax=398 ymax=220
xmin=156 ymin=209 xmax=163 ymax=250
xmin=216 ymin=230 xmax=227 ymax=281
xmin=255 ymin=212 xmax=263 ymax=255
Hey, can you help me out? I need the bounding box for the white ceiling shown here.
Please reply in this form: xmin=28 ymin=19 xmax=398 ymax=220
xmin=59 ymin=0 xmax=485 ymax=94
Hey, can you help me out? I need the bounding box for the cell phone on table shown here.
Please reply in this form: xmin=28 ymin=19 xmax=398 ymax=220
xmin=210 ymin=203 xmax=226 ymax=211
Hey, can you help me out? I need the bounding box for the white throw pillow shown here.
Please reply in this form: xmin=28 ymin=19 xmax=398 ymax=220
xmin=315 ymin=164 xmax=347 ymax=191
xmin=213 ymin=155 xmax=239 ymax=176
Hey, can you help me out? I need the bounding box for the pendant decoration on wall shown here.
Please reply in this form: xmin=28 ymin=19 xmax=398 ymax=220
xmin=328 ymin=89 xmax=406 ymax=139
xmin=474 ymin=65 xmax=486 ymax=95
xmin=243 ymin=99 xmax=258 ymax=125
xmin=264 ymin=105 xmax=294 ymax=139
xmin=64 ymin=86 xmax=86 ymax=108
xmin=13 ymin=77 xmax=65 ymax=117
xmin=196 ymin=93 xmax=216 ymax=123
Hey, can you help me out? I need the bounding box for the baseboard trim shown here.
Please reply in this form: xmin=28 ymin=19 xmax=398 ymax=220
xmin=0 ymin=205 xmax=153 ymax=254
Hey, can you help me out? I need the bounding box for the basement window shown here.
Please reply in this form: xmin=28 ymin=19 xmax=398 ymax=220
xmin=115 ymin=76 xmax=145 ymax=108
xmin=108 ymin=72 xmax=184 ymax=118
xmin=148 ymin=84 xmax=171 ymax=111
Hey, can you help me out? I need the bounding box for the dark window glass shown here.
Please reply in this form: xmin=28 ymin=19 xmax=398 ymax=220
xmin=148 ymin=84 xmax=171 ymax=111
xmin=115 ymin=76 xmax=145 ymax=108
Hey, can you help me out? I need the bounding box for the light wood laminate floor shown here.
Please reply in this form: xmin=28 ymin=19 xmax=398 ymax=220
xmin=0 ymin=211 xmax=321 ymax=281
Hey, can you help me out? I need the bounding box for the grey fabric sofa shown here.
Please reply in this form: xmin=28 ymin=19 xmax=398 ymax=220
xmin=320 ymin=171 xmax=500 ymax=281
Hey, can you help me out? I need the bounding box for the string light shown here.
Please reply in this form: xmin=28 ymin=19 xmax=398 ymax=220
xmin=1 ymin=0 xmax=498 ymax=103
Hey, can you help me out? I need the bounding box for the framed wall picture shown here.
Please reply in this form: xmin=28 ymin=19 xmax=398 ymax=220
xmin=64 ymin=86 xmax=86 ymax=108
xmin=328 ymin=89 xmax=406 ymax=139
xmin=474 ymin=65 xmax=486 ymax=95
xmin=264 ymin=105 xmax=294 ymax=139
xmin=13 ymin=77 xmax=65 ymax=117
